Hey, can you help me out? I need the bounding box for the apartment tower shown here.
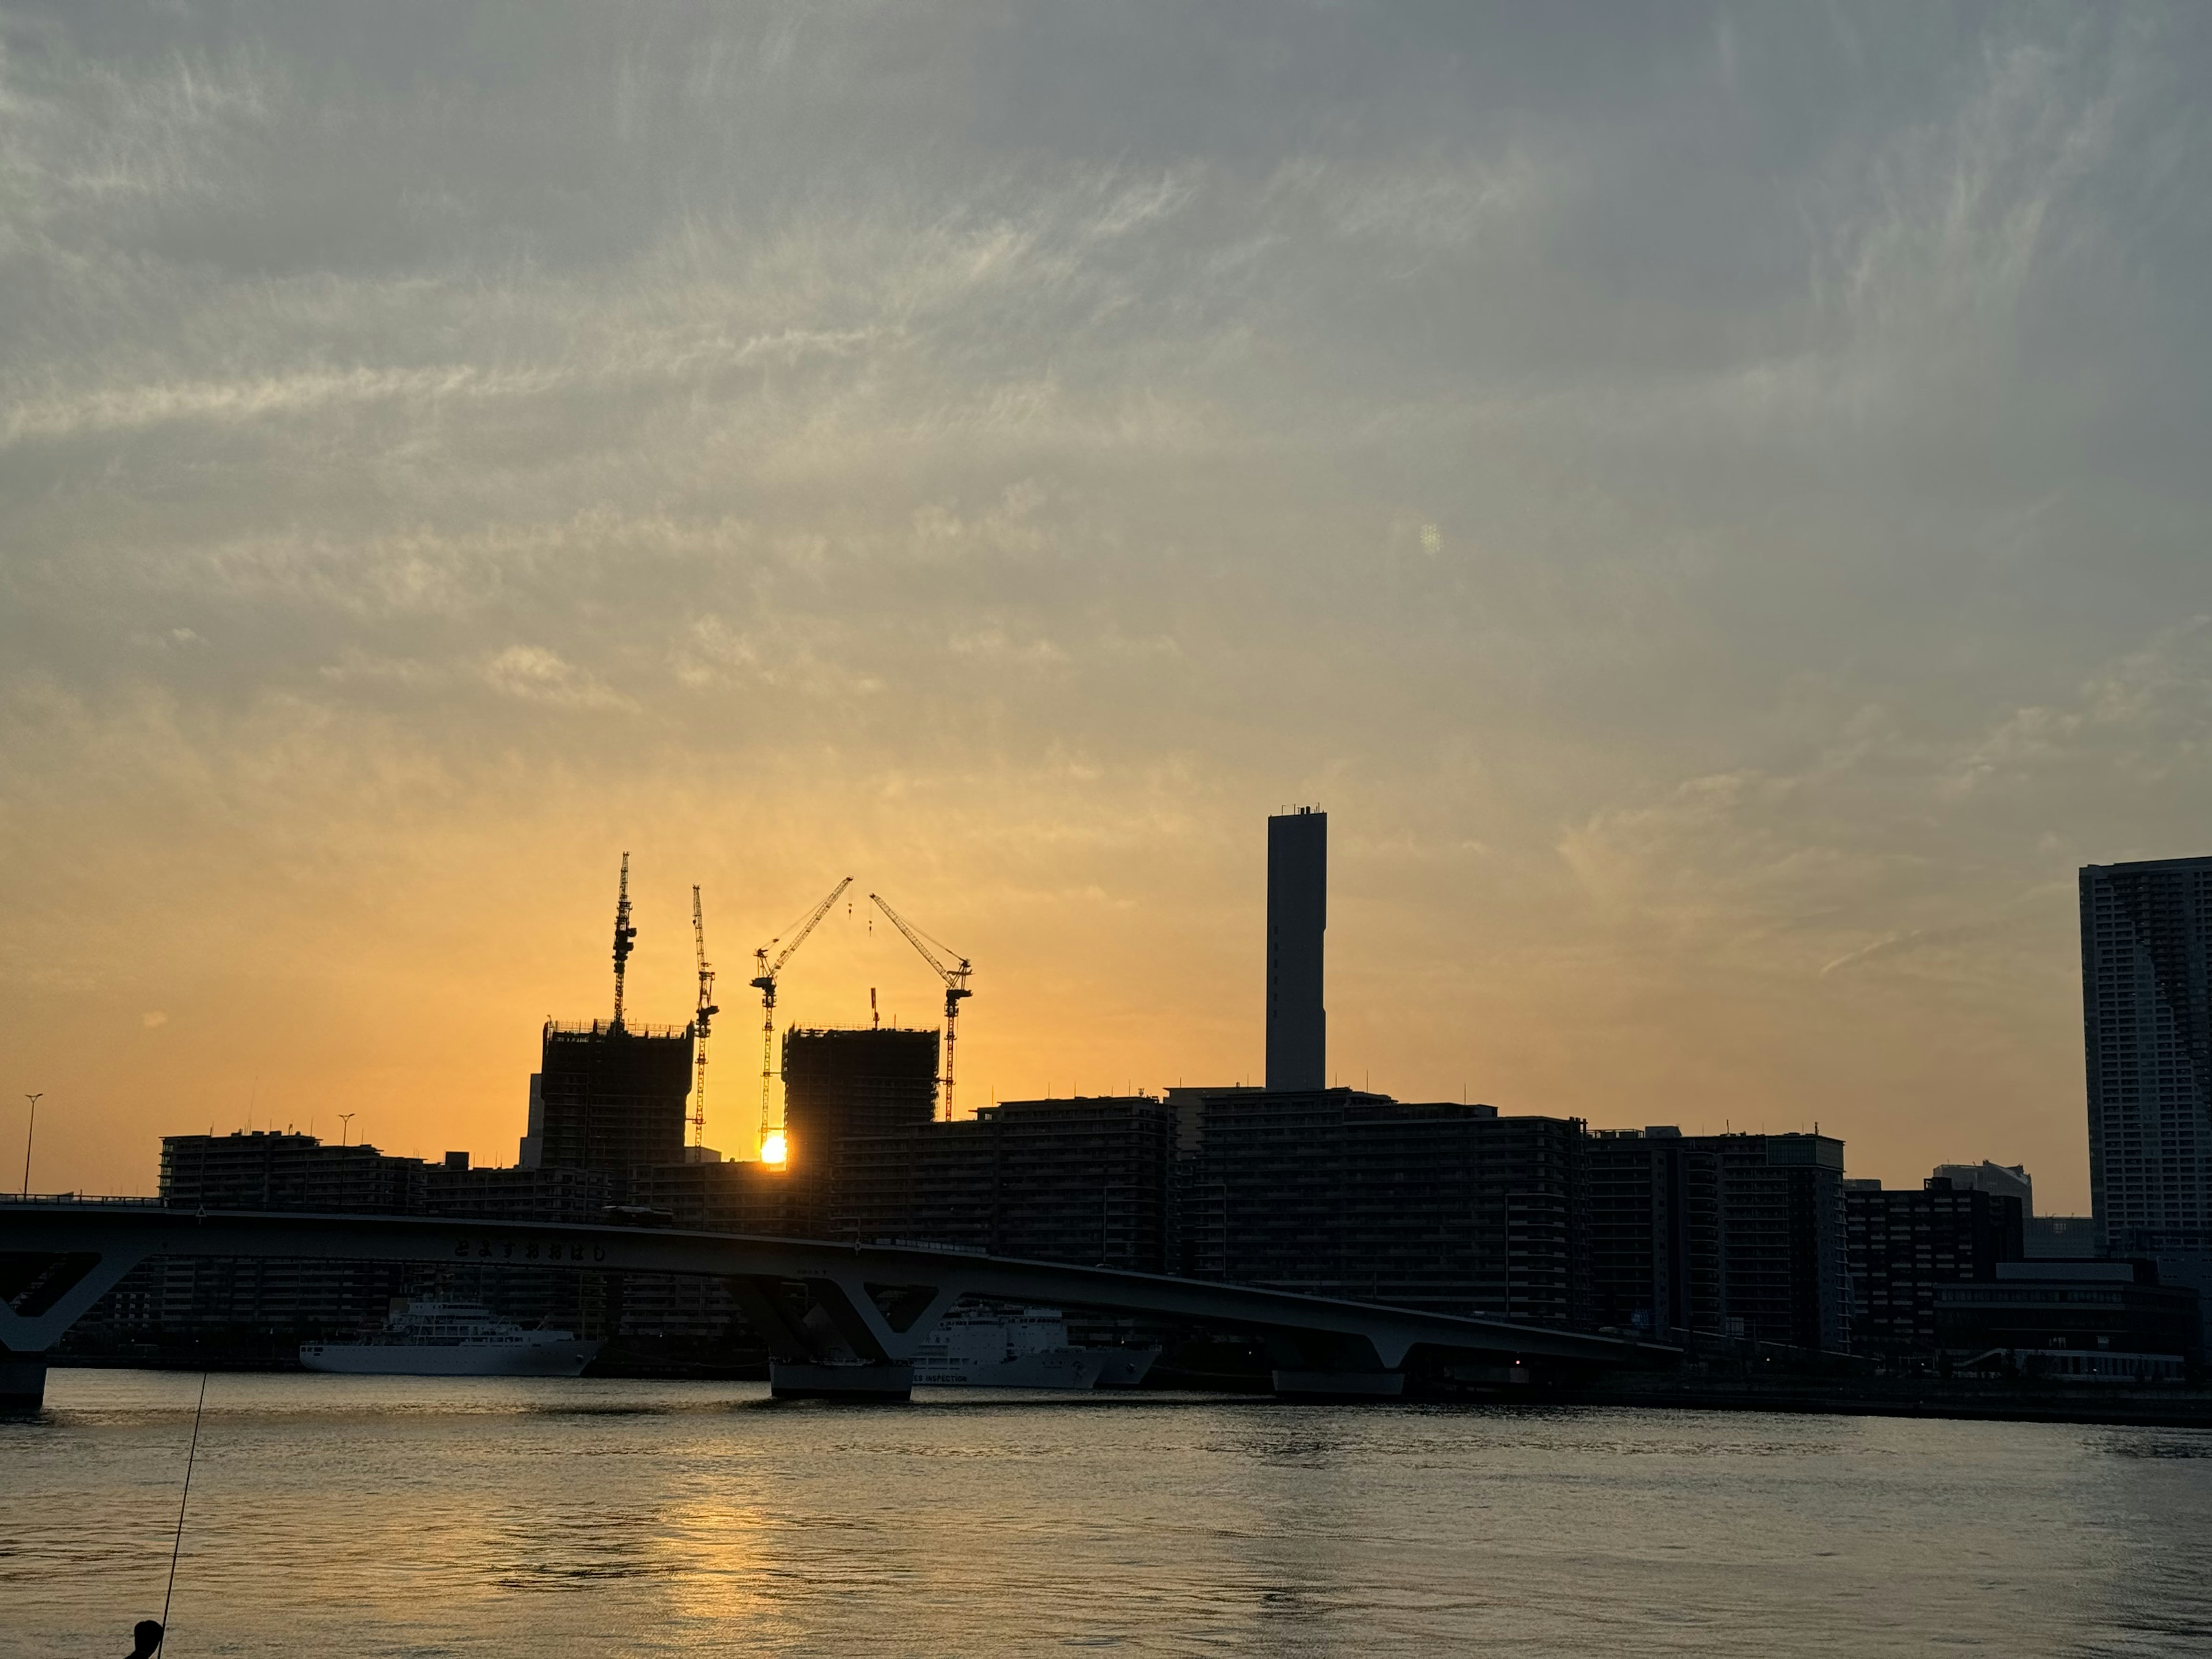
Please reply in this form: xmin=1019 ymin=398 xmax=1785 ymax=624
xmin=2081 ymin=857 xmax=2212 ymax=1259
xmin=1266 ymin=808 xmax=1327 ymax=1092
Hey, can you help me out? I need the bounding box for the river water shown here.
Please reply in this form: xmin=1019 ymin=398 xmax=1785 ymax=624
xmin=5 ymin=1370 xmax=2210 ymax=1656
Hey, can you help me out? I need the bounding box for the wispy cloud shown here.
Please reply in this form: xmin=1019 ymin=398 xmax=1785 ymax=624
xmin=2 ymin=5 xmax=2207 ymax=1200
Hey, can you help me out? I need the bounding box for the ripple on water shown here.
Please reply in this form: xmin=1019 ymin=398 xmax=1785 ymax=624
xmin=4 ymin=1373 xmax=2211 ymax=1657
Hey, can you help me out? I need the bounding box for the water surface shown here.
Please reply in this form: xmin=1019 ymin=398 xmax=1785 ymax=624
xmin=5 ymin=1370 xmax=2209 ymax=1655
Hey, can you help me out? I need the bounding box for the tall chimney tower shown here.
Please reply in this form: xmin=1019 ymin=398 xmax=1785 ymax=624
xmin=1266 ymin=808 xmax=1327 ymax=1091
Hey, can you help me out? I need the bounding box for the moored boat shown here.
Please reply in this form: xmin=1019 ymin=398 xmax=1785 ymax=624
xmin=913 ymin=1306 xmax=1160 ymax=1389
xmin=300 ymin=1300 xmax=597 ymax=1377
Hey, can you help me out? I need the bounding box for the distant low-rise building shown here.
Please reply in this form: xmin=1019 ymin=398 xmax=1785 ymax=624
xmin=2026 ymin=1215 xmax=2100 ymax=1259
xmin=1930 ymin=1161 xmax=2033 ymax=1211
xmin=1936 ymin=1260 xmax=2200 ymax=1376
xmin=1844 ymin=1177 xmax=2024 ymax=1361
xmin=159 ymin=1130 xmax=427 ymax=1214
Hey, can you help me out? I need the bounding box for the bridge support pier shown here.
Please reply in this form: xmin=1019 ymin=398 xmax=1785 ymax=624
xmin=770 ymin=1360 xmax=912 ymax=1401
xmin=0 ymin=1350 xmax=47 ymax=1414
xmin=1263 ymin=1329 xmax=1408 ymax=1401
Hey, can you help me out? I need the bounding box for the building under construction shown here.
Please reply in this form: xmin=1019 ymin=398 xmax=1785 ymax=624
xmin=523 ymin=851 xmax=699 ymax=1175
xmin=780 ymin=1026 xmax=939 ymax=1238
xmin=535 ymin=1020 xmax=695 ymax=1173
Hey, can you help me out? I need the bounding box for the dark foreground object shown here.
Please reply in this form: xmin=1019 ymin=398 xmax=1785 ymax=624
xmin=126 ymin=1619 xmax=163 ymax=1657
xmin=1 ymin=1352 xmax=46 ymax=1414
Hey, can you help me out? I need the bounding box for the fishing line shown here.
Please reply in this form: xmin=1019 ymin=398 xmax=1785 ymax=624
xmin=158 ymin=1371 xmax=211 ymax=1649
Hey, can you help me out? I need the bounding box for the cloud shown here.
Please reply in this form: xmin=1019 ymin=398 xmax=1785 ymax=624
xmin=2 ymin=5 xmax=2208 ymax=1206
xmin=1558 ymin=617 xmax=2212 ymax=984
xmin=480 ymin=646 xmax=632 ymax=711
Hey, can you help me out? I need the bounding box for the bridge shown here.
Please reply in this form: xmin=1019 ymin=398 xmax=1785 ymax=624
xmin=0 ymin=1201 xmax=1670 ymax=1410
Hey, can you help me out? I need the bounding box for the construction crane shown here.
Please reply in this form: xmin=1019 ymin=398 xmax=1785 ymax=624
xmin=869 ymin=893 xmax=972 ymax=1122
xmin=609 ymin=851 xmax=638 ymax=1031
xmin=690 ymin=886 xmax=718 ymax=1152
xmin=749 ymin=876 xmax=853 ymax=1161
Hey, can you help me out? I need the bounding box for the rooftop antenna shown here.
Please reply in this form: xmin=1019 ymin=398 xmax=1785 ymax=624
xmin=610 ymin=852 xmax=638 ymax=1031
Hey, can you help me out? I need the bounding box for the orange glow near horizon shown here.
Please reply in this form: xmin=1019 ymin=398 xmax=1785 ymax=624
xmin=0 ymin=804 xmax=2103 ymax=1214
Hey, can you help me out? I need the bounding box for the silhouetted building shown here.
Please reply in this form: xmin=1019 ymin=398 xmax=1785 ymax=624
xmin=518 ymin=1073 xmax=546 ymax=1168
xmin=640 ymin=1158 xmax=795 ymax=1237
xmin=422 ymin=1163 xmax=619 ymax=1224
xmin=159 ymin=1131 xmax=427 ymax=1214
xmin=780 ymin=1026 xmax=940 ymax=1238
xmin=79 ymin=1131 xmax=435 ymax=1349
xmin=1587 ymin=1129 xmax=1849 ymax=1353
xmin=1845 ymin=1177 xmax=2024 ymax=1361
xmin=1931 ymin=1161 xmax=2033 ymax=1212
xmin=537 ymin=1020 xmax=694 ymax=1173
xmin=1340 ymin=1103 xmax=1585 ymax=1325
xmin=1266 ymin=809 xmax=1327 ymax=1091
xmin=2081 ymin=857 xmax=2212 ymax=1258
xmin=1588 ymin=1127 xmax=1719 ymax=1338
xmin=1182 ymin=1090 xmax=1587 ymax=1325
xmin=1936 ymin=1260 xmax=2200 ymax=1372
xmin=842 ymin=1095 xmax=1176 ymax=1271
xmin=2027 ymin=1215 xmax=2100 ymax=1259
xmin=100 ymin=1255 xmax=416 ymax=1349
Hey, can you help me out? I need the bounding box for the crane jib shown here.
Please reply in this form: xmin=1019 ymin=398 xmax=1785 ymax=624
xmin=751 ymin=876 xmax=854 ymax=1154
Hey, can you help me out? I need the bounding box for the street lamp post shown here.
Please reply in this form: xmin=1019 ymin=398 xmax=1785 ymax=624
xmin=338 ymin=1113 xmax=355 ymax=1149
xmin=20 ymin=1093 xmax=41 ymax=1198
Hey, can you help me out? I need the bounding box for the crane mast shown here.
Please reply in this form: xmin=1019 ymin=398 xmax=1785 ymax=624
xmin=609 ymin=852 xmax=638 ymax=1031
xmin=749 ymin=876 xmax=853 ymax=1158
xmin=690 ymin=886 xmax=718 ymax=1152
xmin=868 ymin=893 xmax=972 ymax=1121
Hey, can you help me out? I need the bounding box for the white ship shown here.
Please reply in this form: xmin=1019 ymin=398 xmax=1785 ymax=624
xmin=912 ymin=1306 xmax=1160 ymax=1390
xmin=300 ymin=1300 xmax=599 ymax=1377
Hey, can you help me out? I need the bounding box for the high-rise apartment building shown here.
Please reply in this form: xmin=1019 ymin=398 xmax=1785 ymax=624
xmin=1586 ymin=1129 xmax=1850 ymax=1353
xmin=1266 ymin=808 xmax=1327 ymax=1092
xmin=1183 ymin=1090 xmax=1588 ymax=1326
xmin=2080 ymin=857 xmax=2212 ymax=1256
xmin=840 ymin=1094 xmax=1177 ymax=1272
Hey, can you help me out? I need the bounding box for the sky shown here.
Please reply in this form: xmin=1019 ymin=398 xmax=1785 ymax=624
xmin=4 ymin=3 xmax=2209 ymax=1208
